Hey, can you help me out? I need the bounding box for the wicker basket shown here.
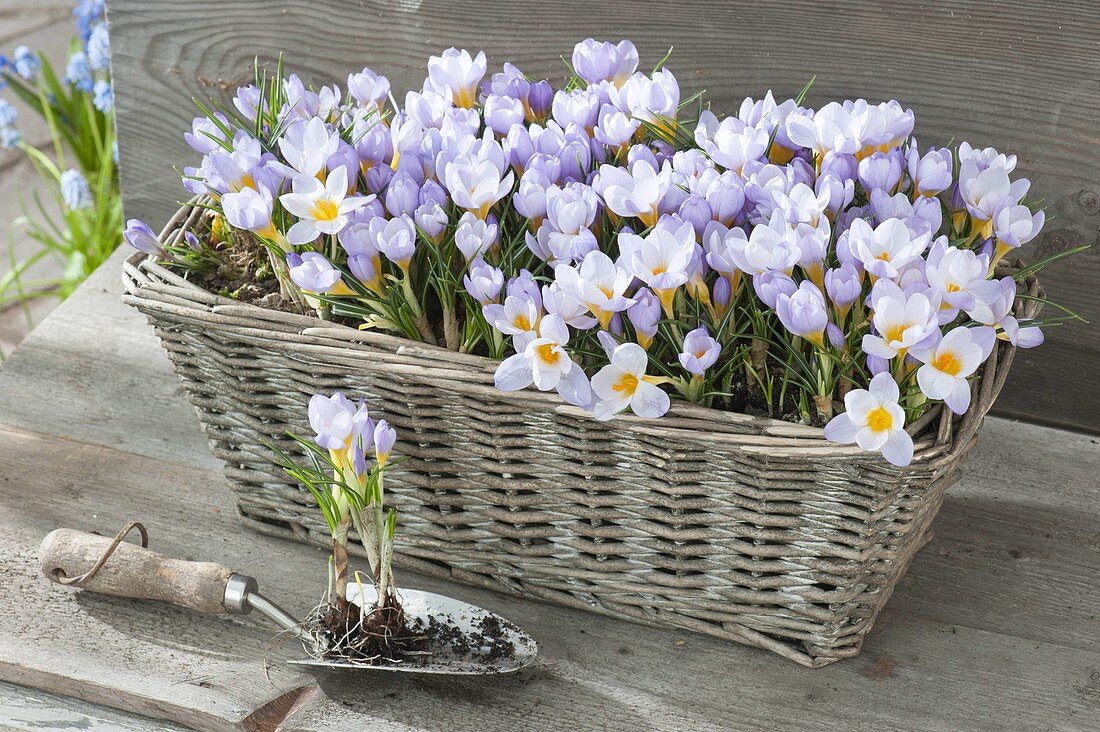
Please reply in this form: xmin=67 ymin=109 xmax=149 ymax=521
xmin=122 ymin=200 xmax=1041 ymax=667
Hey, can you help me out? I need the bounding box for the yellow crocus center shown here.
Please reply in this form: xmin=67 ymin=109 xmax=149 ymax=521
xmin=884 ymin=324 xmax=906 ymax=344
xmin=613 ymin=372 xmax=639 ymax=394
xmin=946 ymin=282 xmax=961 ymax=293
xmin=513 ymin=314 xmax=531 ymax=331
xmin=866 ymin=405 xmax=894 ymax=432
xmin=536 ymin=342 xmax=560 ymax=365
xmin=934 ymin=350 xmax=962 ymax=376
xmin=312 ymin=198 xmax=340 ymax=221
xmin=599 ymin=285 xmax=614 ymax=298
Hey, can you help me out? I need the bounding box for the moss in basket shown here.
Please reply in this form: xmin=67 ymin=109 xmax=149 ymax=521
xmin=270 ymin=394 xmax=423 ymax=664
xmin=124 ymin=41 xmax=1088 ymax=468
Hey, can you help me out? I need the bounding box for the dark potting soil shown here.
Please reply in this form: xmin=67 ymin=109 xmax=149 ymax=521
xmin=310 ymin=599 xmax=518 ymax=670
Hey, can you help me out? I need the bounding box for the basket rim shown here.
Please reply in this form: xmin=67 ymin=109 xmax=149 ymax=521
xmin=120 ymin=198 xmax=1039 ymax=469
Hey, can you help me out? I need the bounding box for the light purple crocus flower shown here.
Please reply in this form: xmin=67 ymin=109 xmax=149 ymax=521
xmin=752 ymin=270 xmax=798 ymax=309
xmin=627 ymin=287 xmax=661 ymax=349
xmin=527 ymin=80 xmax=554 ymax=120
xmin=287 ymin=252 xmax=343 ymax=294
xmin=776 ymin=281 xmax=829 ymax=347
xmin=824 ymin=263 xmax=862 ymax=315
xmin=308 ymin=392 xmax=372 ymax=452
xmin=571 ymin=39 xmax=639 ymax=86
xmin=184 ymin=113 xmax=230 ymax=154
xmin=374 ymin=419 xmax=397 ymax=466
xmin=123 ymin=219 xmax=169 ymax=259
xmin=857 ymin=150 xmax=903 ymax=193
xmin=384 ymin=171 xmax=420 ymax=217
xmin=678 ymin=327 xmax=721 ymax=377
xmin=455 ymin=212 xmax=499 ymax=262
xmin=462 ymin=257 xmax=505 ymax=305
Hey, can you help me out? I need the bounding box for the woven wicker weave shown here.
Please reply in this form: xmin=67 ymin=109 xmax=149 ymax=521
xmin=122 ymin=199 xmax=1041 ymax=667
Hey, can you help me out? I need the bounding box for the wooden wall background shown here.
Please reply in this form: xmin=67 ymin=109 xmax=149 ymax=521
xmin=106 ymin=0 xmax=1100 ymax=433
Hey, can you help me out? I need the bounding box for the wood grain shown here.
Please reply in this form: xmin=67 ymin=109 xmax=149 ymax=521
xmin=104 ymin=0 xmax=1100 ymax=432
xmin=0 ymin=250 xmax=1098 ymax=729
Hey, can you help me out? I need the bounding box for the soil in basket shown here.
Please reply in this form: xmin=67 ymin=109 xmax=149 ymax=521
xmin=311 ymin=599 xmax=517 ymax=670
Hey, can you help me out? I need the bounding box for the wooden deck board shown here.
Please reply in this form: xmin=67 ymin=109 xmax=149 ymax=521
xmin=0 ymin=252 xmax=1097 ymax=729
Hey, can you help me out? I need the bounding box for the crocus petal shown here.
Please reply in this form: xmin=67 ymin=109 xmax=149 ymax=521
xmin=593 ymin=395 xmax=630 ymax=421
xmin=944 ymin=378 xmax=972 ymax=415
xmin=880 ymin=430 xmax=914 ymax=467
xmin=855 ymin=425 xmax=890 ymax=451
xmin=843 ymin=389 xmax=877 ymax=422
xmin=494 ymin=353 xmax=534 ymax=391
xmin=823 ymin=413 xmax=859 ymax=444
xmin=868 ymin=372 xmax=900 ymax=403
xmin=556 ymin=365 xmax=593 ymax=408
xmin=1015 ymin=324 xmax=1044 ymax=348
xmin=286 ymin=220 xmax=319 ymax=245
xmin=630 ymin=380 xmax=671 ymax=419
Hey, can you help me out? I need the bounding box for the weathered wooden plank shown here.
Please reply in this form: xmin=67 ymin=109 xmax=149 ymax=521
xmin=0 ymin=680 xmax=187 ymax=732
xmin=0 ymin=421 xmax=1097 ymax=730
xmin=103 ymin=0 xmax=1100 ymax=431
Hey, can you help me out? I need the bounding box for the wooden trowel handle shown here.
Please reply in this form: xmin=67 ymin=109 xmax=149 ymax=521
xmin=39 ymin=528 xmax=235 ymax=615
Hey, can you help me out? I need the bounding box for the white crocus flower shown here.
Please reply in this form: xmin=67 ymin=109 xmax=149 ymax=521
xmin=595 ymin=161 xmax=669 ymax=227
xmin=444 ymin=154 xmax=515 ymax=220
xmin=591 ymin=342 xmax=670 ymax=420
xmin=958 ymin=160 xmax=1028 ymax=238
xmin=848 ymin=217 xmax=931 ymax=281
xmin=862 ymin=280 xmax=939 ymax=361
xmin=493 ymin=314 xmax=592 ymax=407
xmin=618 ymin=220 xmax=695 ymax=316
xmin=427 ymin=48 xmax=487 ymax=109
xmin=911 ymin=326 xmax=995 ymax=414
xmin=728 ymin=210 xmax=801 ymax=276
xmin=279 ymin=168 xmax=371 ymax=245
xmin=823 ymin=373 xmax=914 ymax=467
xmin=694 ymin=111 xmax=770 ymax=175
xmin=483 ymin=294 xmax=541 ymax=352
xmin=554 ymin=251 xmax=633 ymax=330
xmin=784 ymin=102 xmax=862 ymax=157
xmin=277 ymin=117 xmax=340 ymax=178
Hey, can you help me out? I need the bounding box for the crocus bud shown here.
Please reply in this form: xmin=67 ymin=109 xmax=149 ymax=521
xmin=527 ymin=80 xmax=553 ymax=120
xmin=752 ymin=270 xmax=797 ymax=309
xmin=678 ymin=195 xmax=713 ymax=240
xmin=776 ymin=281 xmax=828 ymax=347
xmin=123 ymin=219 xmax=169 ymax=259
xmin=626 ymin=287 xmax=661 ymax=349
xmin=678 ymin=326 xmax=721 ymax=377
xmin=384 ymin=171 xmax=420 ymax=216
xmin=463 ymin=257 xmax=504 ymax=304
xmin=373 ymin=419 xmax=397 ymax=466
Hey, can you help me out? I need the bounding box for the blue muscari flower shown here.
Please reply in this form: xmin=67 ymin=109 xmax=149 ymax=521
xmin=73 ymin=0 xmax=106 ymax=43
xmin=66 ymin=51 xmax=94 ymax=92
xmin=0 ymin=127 xmax=22 ymax=150
xmin=87 ymin=23 xmax=111 ymax=71
xmin=60 ymin=169 xmax=93 ymax=210
xmin=12 ymin=46 xmax=40 ymax=80
xmin=112 ymin=139 xmax=118 ymax=164
xmin=93 ymin=79 xmax=113 ymax=112
xmin=0 ymin=99 xmax=17 ymax=127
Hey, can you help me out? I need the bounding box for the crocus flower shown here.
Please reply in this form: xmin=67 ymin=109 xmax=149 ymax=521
xmin=594 ymin=104 xmax=641 ymax=151
xmin=287 ymin=252 xmax=351 ymax=295
xmin=592 ymin=342 xmax=670 ymax=420
xmin=526 ymin=80 xmax=554 ymax=120
xmin=123 ymin=219 xmax=169 ymax=259
xmin=784 ymin=102 xmax=862 ymax=157
xmin=571 ymin=39 xmax=639 ymax=86
xmin=627 ymin=288 xmax=661 ymax=349
xmin=848 ymin=217 xmax=930 ymax=281
xmin=958 ymin=160 xmax=1028 ymax=238
xmin=678 ymin=327 xmax=721 ymax=377
xmin=729 ymin=211 xmax=801 ymax=276
xmin=776 ymin=281 xmax=829 ymax=347
xmin=554 ymin=250 xmax=634 ymax=329
xmin=752 ymin=270 xmax=798 ymax=309
xmin=694 ymin=111 xmax=770 ymax=175
xmin=347 ymin=67 xmax=390 ymax=109
xmin=613 ymin=68 xmax=680 ymax=125
xmin=862 ymin=280 xmax=939 ymax=360
xmin=184 ymin=113 xmax=230 ymax=154
xmin=484 ymin=93 xmax=526 ymax=135
xmin=277 ymin=117 xmax=340 ymax=178
xmin=924 ymin=240 xmax=994 ymax=323
xmin=543 ymin=281 xmax=598 ymax=330
xmin=222 ymin=186 xmax=277 ymax=239
xmin=483 ymin=293 xmax=541 ymax=350
xmin=384 ymin=171 xmax=421 ymax=217
xmin=367 ymin=214 xmax=417 ymax=271
xmin=911 ymin=326 xmax=996 ymax=414
xmin=618 ymin=219 xmax=695 ymax=316
xmin=462 ymin=258 xmax=504 ymax=305
xmin=414 ymin=202 xmax=448 ymax=244
xmin=443 ymin=153 xmax=515 ymax=219
xmin=596 ymin=160 xmax=670 ymax=227
xmin=493 ymin=314 xmax=592 ymax=407
xmin=309 ymin=392 xmax=372 ymax=452
xmin=992 ymin=204 xmax=1045 ymax=268
xmin=823 ymin=373 xmax=913 ymax=467
xmin=906 ymin=144 xmax=953 ymax=198
xmin=428 ymin=48 xmax=487 ymax=108
xmin=966 ymin=276 xmax=1044 ymax=348
xmin=824 ymin=263 xmax=862 ymax=319
xmin=373 ymin=419 xmax=397 ymax=466
xmin=450 ymin=211 xmax=494 ymax=262
xmin=857 ymin=151 xmax=903 ymax=193
xmin=279 ymin=168 xmax=371 ymax=245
